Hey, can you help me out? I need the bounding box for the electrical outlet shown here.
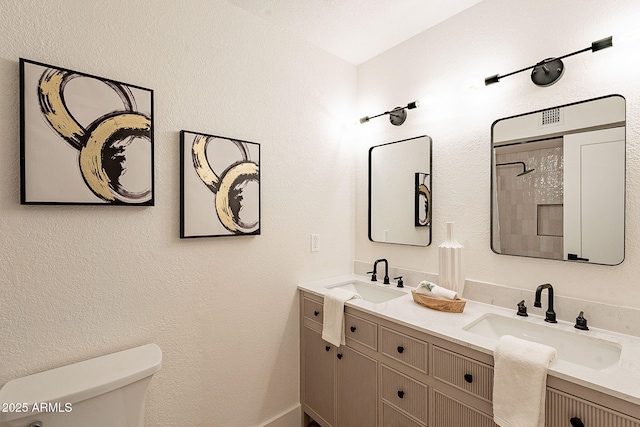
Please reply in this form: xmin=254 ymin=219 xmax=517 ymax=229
xmin=311 ymin=234 xmax=320 ymax=252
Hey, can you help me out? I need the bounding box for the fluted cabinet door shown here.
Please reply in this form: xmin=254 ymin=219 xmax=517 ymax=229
xmin=303 ymin=326 xmax=336 ymax=427
xmin=546 ymin=388 xmax=640 ymax=427
xmin=336 ymin=346 xmax=377 ymax=427
xmin=430 ymin=389 xmax=498 ymax=427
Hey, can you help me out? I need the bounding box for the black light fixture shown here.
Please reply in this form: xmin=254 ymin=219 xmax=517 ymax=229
xmin=359 ymin=101 xmax=420 ymax=126
xmin=485 ymin=36 xmax=613 ymax=87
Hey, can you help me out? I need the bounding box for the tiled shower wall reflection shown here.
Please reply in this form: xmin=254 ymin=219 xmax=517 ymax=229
xmin=495 ymin=147 xmax=563 ymax=259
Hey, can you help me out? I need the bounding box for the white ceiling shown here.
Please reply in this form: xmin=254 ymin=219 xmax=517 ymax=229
xmin=226 ymin=0 xmax=484 ymax=65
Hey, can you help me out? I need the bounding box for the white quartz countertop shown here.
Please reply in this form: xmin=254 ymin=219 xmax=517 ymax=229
xmin=298 ymin=274 xmax=640 ymax=406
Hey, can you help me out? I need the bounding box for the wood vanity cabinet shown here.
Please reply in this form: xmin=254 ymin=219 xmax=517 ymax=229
xmin=301 ymin=325 xmax=335 ymax=426
xmin=300 ymin=294 xmax=377 ymax=427
xmin=299 ymin=290 xmax=640 ymax=427
xmin=545 ymin=380 xmax=640 ymax=427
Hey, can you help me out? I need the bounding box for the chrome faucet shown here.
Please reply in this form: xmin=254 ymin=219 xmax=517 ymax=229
xmin=534 ymin=283 xmax=557 ymax=323
xmin=367 ymin=259 xmax=390 ymax=284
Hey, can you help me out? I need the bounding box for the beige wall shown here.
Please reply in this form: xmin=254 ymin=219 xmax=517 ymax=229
xmin=0 ymin=1 xmax=356 ymax=426
xmin=356 ymin=0 xmax=640 ymax=309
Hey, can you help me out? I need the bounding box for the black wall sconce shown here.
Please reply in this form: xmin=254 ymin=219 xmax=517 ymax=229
xmin=485 ymin=36 xmax=613 ymax=87
xmin=359 ymin=101 xmax=420 ymax=126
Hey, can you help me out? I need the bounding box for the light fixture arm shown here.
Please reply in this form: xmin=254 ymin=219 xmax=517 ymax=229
xmin=485 ymin=36 xmax=612 ymax=86
xmin=359 ymin=101 xmax=420 ymax=126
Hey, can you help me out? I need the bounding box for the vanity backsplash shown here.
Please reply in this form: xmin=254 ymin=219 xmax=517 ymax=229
xmin=353 ymin=260 xmax=640 ymax=337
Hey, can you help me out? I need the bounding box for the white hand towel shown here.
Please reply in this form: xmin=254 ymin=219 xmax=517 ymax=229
xmin=415 ymin=281 xmax=458 ymax=300
xmin=493 ymin=335 xmax=557 ymax=427
xmin=322 ymin=288 xmax=361 ymax=347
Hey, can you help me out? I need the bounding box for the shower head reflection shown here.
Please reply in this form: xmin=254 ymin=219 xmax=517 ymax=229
xmin=517 ymin=167 xmax=535 ymax=177
xmin=496 ymin=161 xmax=535 ymax=177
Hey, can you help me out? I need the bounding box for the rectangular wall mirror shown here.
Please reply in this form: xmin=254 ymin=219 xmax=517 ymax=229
xmin=491 ymin=95 xmax=625 ymax=265
xmin=369 ymin=135 xmax=432 ymax=246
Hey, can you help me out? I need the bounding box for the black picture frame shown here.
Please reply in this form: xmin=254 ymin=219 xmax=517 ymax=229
xmin=415 ymin=172 xmax=431 ymax=227
xmin=180 ymin=130 xmax=261 ymax=238
xmin=20 ymin=58 xmax=154 ymax=205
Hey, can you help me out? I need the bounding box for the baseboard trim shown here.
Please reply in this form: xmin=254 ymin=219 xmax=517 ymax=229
xmin=259 ymin=404 xmax=301 ymax=427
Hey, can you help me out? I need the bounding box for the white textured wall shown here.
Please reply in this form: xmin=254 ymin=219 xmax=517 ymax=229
xmin=356 ymin=0 xmax=640 ymax=310
xmin=0 ymin=1 xmax=356 ymax=426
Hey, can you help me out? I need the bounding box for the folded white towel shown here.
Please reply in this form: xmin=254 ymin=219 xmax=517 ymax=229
xmin=415 ymin=281 xmax=458 ymax=300
xmin=493 ymin=335 xmax=557 ymax=427
xmin=322 ymin=288 xmax=361 ymax=347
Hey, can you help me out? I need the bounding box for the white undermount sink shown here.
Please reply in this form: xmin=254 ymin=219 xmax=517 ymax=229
xmin=327 ymin=281 xmax=406 ymax=304
xmin=463 ymin=313 xmax=622 ymax=371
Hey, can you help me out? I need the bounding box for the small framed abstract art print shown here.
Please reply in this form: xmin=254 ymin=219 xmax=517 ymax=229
xmin=180 ymin=130 xmax=260 ymax=238
xmin=415 ymin=172 xmax=431 ymax=227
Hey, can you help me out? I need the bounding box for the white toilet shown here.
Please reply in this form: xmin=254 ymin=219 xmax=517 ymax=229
xmin=0 ymin=343 xmax=162 ymax=427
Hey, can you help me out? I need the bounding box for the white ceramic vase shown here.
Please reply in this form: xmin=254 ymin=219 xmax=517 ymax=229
xmin=438 ymin=222 xmax=465 ymax=296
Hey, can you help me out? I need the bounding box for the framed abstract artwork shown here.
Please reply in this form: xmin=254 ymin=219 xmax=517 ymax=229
xmin=415 ymin=172 xmax=431 ymax=227
xmin=20 ymin=58 xmax=154 ymax=205
xmin=180 ymin=130 xmax=260 ymax=238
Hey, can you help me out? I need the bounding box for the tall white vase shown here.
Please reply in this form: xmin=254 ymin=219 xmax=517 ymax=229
xmin=438 ymin=222 xmax=465 ymax=296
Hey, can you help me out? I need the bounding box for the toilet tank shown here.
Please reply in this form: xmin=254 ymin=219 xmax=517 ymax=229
xmin=0 ymin=344 xmax=162 ymax=427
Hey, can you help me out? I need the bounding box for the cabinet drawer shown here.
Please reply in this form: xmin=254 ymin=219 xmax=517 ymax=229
xmin=381 ymin=365 xmax=427 ymax=421
xmin=380 ymin=326 xmax=428 ymax=373
xmin=432 ymin=346 xmax=494 ymax=402
xmin=382 ymin=401 xmax=424 ymax=427
xmin=345 ymin=313 xmax=377 ymax=350
xmin=303 ymin=297 xmax=323 ymax=324
xmin=546 ymin=388 xmax=640 ymax=427
xmin=431 ymin=389 xmax=498 ymax=427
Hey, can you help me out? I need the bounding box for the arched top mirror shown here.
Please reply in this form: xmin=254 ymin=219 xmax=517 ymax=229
xmin=491 ymin=94 xmax=625 ymax=265
xmin=369 ymin=135 xmax=432 ymax=247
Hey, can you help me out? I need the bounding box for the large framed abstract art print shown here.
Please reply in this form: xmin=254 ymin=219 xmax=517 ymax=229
xmin=180 ymin=131 xmax=260 ymax=238
xmin=20 ymin=59 xmax=154 ymax=205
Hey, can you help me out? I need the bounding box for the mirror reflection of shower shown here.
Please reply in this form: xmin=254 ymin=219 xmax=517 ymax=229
xmin=496 ymin=161 xmax=535 ymax=176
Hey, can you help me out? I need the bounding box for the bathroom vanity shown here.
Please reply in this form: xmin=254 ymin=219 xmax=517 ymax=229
xmin=299 ymin=276 xmax=640 ymax=427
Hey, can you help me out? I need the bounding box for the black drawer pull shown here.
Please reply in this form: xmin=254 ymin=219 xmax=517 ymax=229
xmin=314 ymin=310 xmax=319 ymax=316
xmin=337 ymin=353 xmax=343 ymax=360
xmin=397 ymin=390 xmax=405 ymax=399
xmin=570 ymin=417 xmax=584 ymax=427
xmin=325 ymin=346 xmax=331 ymax=352
xmin=464 ymin=374 xmax=473 ymax=383
xmin=350 ymin=326 xmax=356 ymax=332
xmin=397 ymin=346 xmax=404 ymax=354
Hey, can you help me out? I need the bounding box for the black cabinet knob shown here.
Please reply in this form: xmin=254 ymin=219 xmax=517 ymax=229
xmin=350 ymin=326 xmax=357 ymax=332
xmin=325 ymin=346 xmax=331 ymax=352
xmin=397 ymin=346 xmax=404 ymax=354
xmin=570 ymin=417 xmax=584 ymax=427
xmin=464 ymin=374 xmax=473 ymax=383
xmin=314 ymin=310 xmax=319 ymax=316
xmin=337 ymin=353 xmax=343 ymax=360
xmin=397 ymin=390 xmax=405 ymax=399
